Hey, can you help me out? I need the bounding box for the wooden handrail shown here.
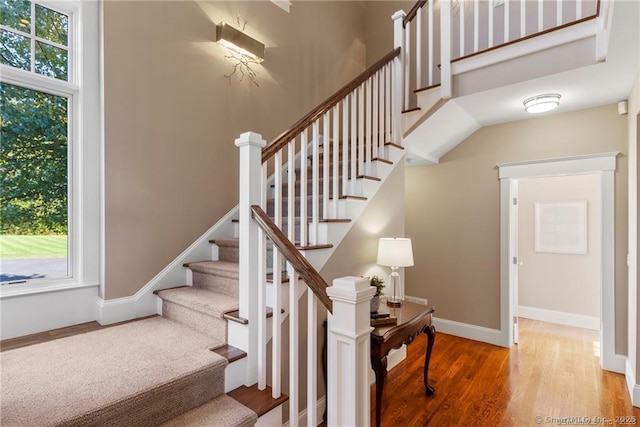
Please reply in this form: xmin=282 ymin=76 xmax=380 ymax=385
xmin=251 ymin=205 xmax=333 ymax=313
xmin=262 ymin=47 xmax=401 ymax=163
xmin=403 ymin=0 xmax=427 ymax=28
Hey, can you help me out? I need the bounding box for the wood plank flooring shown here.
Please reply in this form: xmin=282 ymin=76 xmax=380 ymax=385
xmin=372 ymin=318 xmax=639 ymax=426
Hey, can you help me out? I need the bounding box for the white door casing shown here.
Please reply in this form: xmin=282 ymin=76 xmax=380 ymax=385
xmin=498 ymin=152 xmax=623 ymax=373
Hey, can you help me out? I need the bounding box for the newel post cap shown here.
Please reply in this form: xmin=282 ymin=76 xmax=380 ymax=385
xmin=327 ymin=276 xmax=376 ymax=304
xmin=392 ymin=10 xmax=407 ymax=21
xmin=235 ymin=131 xmax=266 ymax=148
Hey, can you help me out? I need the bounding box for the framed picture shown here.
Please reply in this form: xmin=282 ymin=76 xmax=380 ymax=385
xmin=534 ymin=201 xmax=587 ymax=255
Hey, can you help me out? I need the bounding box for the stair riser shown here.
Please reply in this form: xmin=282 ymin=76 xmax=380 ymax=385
xmin=193 ymin=271 xmax=239 ymax=298
xmin=218 ymin=245 xmax=239 ymax=263
xmin=163 ymin=301 xmax=229 ymax=342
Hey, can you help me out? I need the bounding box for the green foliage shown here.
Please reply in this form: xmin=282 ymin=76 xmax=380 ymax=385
xmin=0 ymin=82 xmax=68 ymax=234
xmin=0 ymin=1 xmax=70 ymax=235
xmin=367 ymin=275 xmax=385 ymax=296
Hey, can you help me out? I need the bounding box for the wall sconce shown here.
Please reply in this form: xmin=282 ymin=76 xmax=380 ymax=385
xmin=216 ymin=22 xmax=265 ymax=64
xmin=523 ymin=93 xmax=561 ymax=114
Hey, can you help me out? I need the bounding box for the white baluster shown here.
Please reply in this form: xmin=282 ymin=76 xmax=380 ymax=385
xmin=288 ymin=264 xmax=298 ymax=427
xmin=341 ymin=98 xmax=348 ymax=198
xmin=300 ymin=130 xmax=308 ymax=246
xmin=288 ymin=141 xmax=295 ymax=242
xmin=459 ymin=0 xmax=465 ymax=57
xmin=272 ymin=149 xmax=283 ymax=398
xmin=474 ymin=0 xmax=479 ymax=53
xmin=373 ymin=74 xmax=379 ymax=160
xmin=440 ymin=0 xmax=452 ymax=99
xmin=404 ymin=21 xmax=411 ymax=109
xmin=311 ymin=121 xmax=320 ymax=245
xmin=504 ymin=0 xmax=510 ymax=44
xmin=538 ymin=0 xmax=544 ymax=32
xmin=322 ymin=112 xmax=330 ymax=222
xmin=488 ymin=0 xmax=494 ymax=48
xmin=307 ymin=289 xmax=318 ymax=427
xmin=557 ymin=0 xmax=563 ymax=27
xmin=520 ymin=0 xmax=526 ymax=38
xmin=351 ymin=91 xmax=357 ymax=195
xmin=416 ymin=7 xmax=422 ymax=89
xmin=385 ymin=64 xmax=391 ymax=142
xmin=362 ymin=81 xmax=369 ymax=177
xmin=428 ymin=0 xmax=434 ymax=85
xmin=332 ymin=105 xmax=339 ymax=218
xmin=258 ymin=164 xmax=267 ymax=390
xmin=576 ymin=0 xmax=582 ymax=20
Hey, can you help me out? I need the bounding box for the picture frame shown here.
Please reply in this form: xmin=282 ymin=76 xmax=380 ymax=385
xmin=534 ymin=201 xmax=587 ymax=255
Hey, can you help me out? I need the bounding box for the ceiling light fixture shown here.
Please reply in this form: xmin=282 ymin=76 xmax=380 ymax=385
xmin=523 ymin=93 xmax=561 ymax=114
xmin=216 ymin=22 xmax=265 ymax=63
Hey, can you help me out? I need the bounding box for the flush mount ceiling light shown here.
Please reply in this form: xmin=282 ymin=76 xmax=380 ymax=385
xmin=216 ymin=22 xmax=265 ymax=63
xmin=523 ymin=93 xmax=561 ymax=114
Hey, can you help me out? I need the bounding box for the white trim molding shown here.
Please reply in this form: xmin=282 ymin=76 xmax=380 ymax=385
xmin=433 ymin=317 xmax=503 ymax=347
xmin=270 ymin=0 xmax=291 ymax=13
xmin=498 ymin=152 xmax=621 ymax=373
xmin=626 ymin=358 xmax=640 ymax=407
xmin=518 ymin=305 xmax=599 ymax=331
xmin=96 ymin=206 xmax=238 ymax=325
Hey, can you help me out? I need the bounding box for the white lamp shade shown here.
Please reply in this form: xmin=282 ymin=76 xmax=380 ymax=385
xmin=377 ymin=238 xmax=414 ymax=267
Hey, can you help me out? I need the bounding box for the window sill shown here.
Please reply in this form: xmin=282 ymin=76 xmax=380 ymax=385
xmin=0 ymin=280 xmax=99 ymax=299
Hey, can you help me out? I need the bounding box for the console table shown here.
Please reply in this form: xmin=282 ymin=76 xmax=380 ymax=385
xmin=370 ymin=302 xmax=436 ymax=427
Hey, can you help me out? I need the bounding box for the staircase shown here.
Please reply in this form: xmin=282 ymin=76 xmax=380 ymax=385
xmin=0 ymin=0 xmax=617 ymax=426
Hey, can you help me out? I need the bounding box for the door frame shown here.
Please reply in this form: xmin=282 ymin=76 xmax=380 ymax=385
xmin=498 ymin=151 xmax=623 ymax=373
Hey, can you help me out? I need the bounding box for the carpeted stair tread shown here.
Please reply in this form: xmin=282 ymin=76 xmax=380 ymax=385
xmin=158 ymin=287 xmax=238 ymax=318
xmin=188 ymin=260 xmax=239 ymax=277
xmin=159 ymin=394 xmax=257 ymax=427
xmin=0 ymin=317 xmax=227 ymax=426
xmin=211 ymin=238 xmax=239 ymax=247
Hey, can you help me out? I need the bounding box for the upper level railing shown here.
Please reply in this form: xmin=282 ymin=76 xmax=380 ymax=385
xmin=398 ymin=0 xmax=601 ymax=109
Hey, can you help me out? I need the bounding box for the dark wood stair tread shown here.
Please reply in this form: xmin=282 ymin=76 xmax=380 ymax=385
xmin=153 ymin=285 xmax=189 ymax=295
xmin=228 ymin=384 xmax=289 ymax=418
xmin=402 ymin=107 xmax=421 ymax=114
xmin=211 ymin=344 xmax=246 ymax=363
xmin=414 ymin=83 xmax=441 ymax=94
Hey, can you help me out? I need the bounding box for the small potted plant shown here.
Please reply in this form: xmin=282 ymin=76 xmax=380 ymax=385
xmin=367 ymin=275 xmax=385 ymax=313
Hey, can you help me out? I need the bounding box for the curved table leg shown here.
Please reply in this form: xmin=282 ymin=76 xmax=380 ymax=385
xmin=424 ymin=324 xmax=436 ymax=396
xmin=371 ymin=356 xmax=388 ymax=427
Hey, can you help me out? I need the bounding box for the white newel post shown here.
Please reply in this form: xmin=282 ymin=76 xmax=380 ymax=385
xmin=235 ymin=131 xmax=266 ymax=386
xmin=326 ymin=276 xmax=376 ymax=427
xmin=392 ymin=10 xmax=406 ymax=127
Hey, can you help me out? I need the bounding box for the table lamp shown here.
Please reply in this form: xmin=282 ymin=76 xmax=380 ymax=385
xmin=377 ymin=237 xmax=414 ymax=307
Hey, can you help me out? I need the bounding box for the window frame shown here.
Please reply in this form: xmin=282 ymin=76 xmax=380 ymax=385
xmin=0 ymin=0 xmax=101 ymax=296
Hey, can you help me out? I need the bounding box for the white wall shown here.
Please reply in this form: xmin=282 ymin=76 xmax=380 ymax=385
xmin=518 ymin=174 xmax=601 ymax=329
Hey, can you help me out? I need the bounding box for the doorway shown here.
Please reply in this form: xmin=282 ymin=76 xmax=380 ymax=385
xmin=516 ymin=174 xmax=601 ymax=336
xmin=498 ymin=152 xmax=622 ymax=373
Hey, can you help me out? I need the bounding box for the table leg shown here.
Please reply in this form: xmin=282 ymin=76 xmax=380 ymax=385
xmin=370 ymin=355 xmax=388 ymax=427
xmin=423 ymin=324 xmax=436 ymax=396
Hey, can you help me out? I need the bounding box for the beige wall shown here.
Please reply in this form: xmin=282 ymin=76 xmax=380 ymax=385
xmin=518 ymin=174 xmax=600 ymax=317
xmin=103 ymin=1 xmax=366 ymax=299
xmin=364 ymin=1 xmax=413 ymax=66
xmin=405 ymin=104 xmax=627 ymax=354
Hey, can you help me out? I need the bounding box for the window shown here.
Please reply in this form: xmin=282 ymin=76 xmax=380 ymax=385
xmin=0 ymin=0 xmax=100 ymax=292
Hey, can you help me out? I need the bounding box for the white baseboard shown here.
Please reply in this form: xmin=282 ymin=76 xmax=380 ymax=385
xmin=518 ymin=305 xmax=599 ymax=330
xmin=432 ymin=317 xmax=503 ymax=347
xmin=283 ymin=396 xmax=326 ymax=427
xmin=96 ymin=206 xmax=238 ymax=325
xmin=625 ymin=357 xmax=640 ymax=407
xmin=0 ymin=284 xmax=99 ymax=340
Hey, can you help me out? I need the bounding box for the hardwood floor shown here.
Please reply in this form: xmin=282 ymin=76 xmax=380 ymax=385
xmin=371 ymin=318 xmax=640 ymax=426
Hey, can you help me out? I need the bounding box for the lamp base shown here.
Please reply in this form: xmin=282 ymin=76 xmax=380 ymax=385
xmin=386 ymin=298 xmax=403 ymax=308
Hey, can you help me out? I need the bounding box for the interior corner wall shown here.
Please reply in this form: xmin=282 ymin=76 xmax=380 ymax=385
xmin=405 ymin=104 xmax=628 ymax=347
xmin=103 ymin=1 xmax=366 ymax=300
